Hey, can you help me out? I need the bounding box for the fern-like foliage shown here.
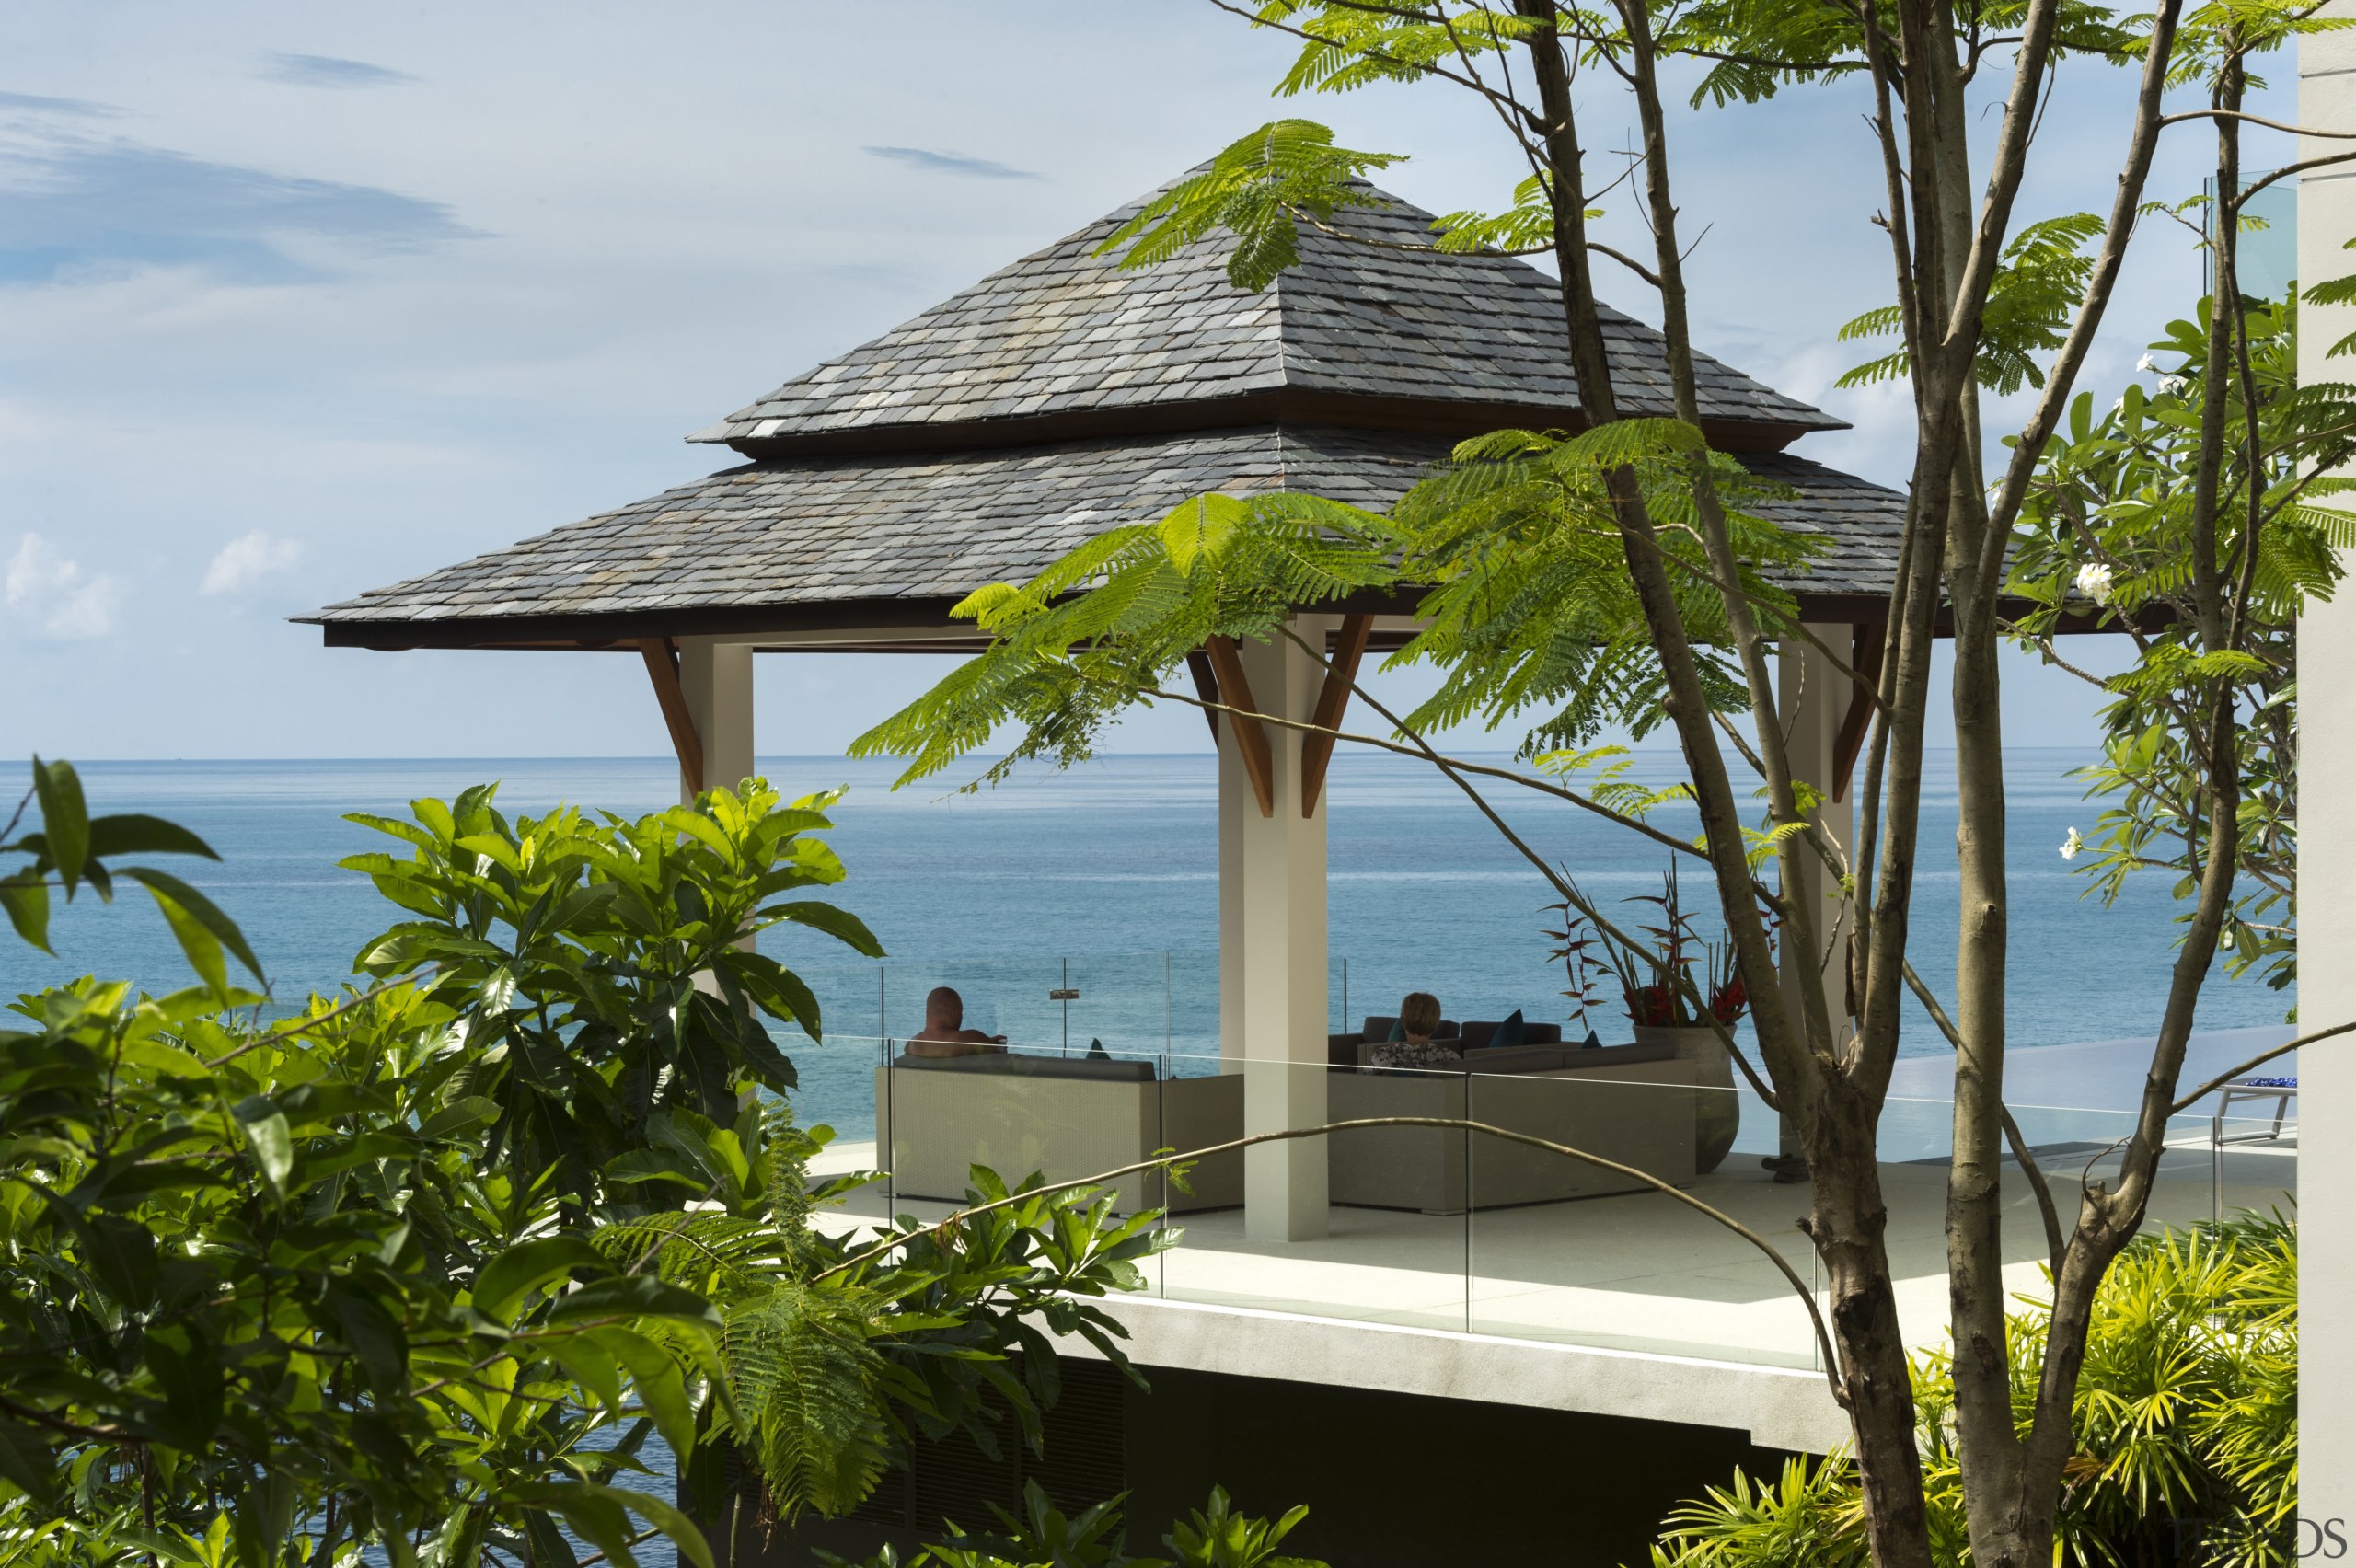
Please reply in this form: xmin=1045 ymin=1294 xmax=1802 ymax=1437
xmin=1655 ymin=1216 xmax=2300 ymax=1568
xmin=1385 ymin=420 xmax=1818 ymax=750
xmin=849 ymin=490 xmax=1401 ymax=789
xmin=1096 ymin=121 xmax=1405 ymax=291
xmin=723 ymin=1282 xmax=896 ymax=1522
xmin=1837 ymin=213 xmax=2108 ymax=396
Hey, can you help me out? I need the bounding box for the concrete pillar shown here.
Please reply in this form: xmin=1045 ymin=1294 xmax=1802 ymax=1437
xmin=2299 ymin=11 xmax=2355 ymax=1537
xmin=1777 ymin=624 xmax=1859 ymax=1159
xmin=1217 ymin=617 xmax=1334 ymax=1242
xmin=677 ymin=638 xmax=755 ymax=804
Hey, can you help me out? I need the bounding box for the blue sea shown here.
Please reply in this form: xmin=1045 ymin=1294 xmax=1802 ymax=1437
xmin=0 ymin=749 xmax=2290 ymax=1142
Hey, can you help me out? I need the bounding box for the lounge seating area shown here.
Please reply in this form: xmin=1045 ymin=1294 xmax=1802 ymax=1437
xmin=875 ymin=1021 xmax=1713 ymax=1218
xmin=831 ymin=1052 xmax=2295 ymax=1372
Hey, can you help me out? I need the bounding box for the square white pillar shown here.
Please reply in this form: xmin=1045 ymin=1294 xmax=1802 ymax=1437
xmin=1776 ymin=622 xmax=1859 ymax=1050
xmin=676 ymin=638 xmax=755 ymax=805
xmin=1216 ymin=617 xmax=1334 ymax=1242
xmin=2299 ymin=11 xmax=2355 ymax=1532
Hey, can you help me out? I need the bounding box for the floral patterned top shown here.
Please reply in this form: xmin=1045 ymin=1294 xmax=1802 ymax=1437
xmin=1369 ymin=1038 xmax=1462 ymax=1071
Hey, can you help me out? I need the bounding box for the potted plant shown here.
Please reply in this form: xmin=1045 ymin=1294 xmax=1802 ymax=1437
xmin=1548 ymin=866 xmax=1752 ymax=1173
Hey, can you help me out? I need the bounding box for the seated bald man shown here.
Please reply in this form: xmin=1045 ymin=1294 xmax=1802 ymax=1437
xmin=905 ymin=986 xmax=1008 ymax=1058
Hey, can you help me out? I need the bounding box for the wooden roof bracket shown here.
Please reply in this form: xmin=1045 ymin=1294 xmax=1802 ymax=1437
xmin=638 ymin=636 xmax=705 ymax=797
xmin=1831 ymin=623 xmax=1884 ymax=803
xmin=1300 ymin=614 xmax=1373 ymax=817
xmin=1184 ymin=649 xmax=1221 ymax=743
xmin=1203 ymin=636 xmax=1275 ymax=818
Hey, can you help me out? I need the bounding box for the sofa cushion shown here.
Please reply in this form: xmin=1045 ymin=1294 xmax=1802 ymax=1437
xmin=891 ymin=1050 xmax=1153 ymax=1083
xmin=1552 ymin=1040 xmax=1678 ymax=1070
xmin=1460 ymin=1017 xmax=1564 ymax=1050
xmin=1459 ymin=1044 xmax=1571 ymax=1075
xmin=1363 ymin=1015 xmax=1461 ymax=1044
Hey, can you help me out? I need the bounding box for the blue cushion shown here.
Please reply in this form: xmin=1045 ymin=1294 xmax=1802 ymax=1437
xmin=1387 ymin=1018 xmax=1406 ymax=1043
xmin=1489 ymin=1009 xmax=1526 ymax=1050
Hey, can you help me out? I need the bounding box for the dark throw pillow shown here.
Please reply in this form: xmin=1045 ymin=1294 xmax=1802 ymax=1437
xmin=1489 ymin=1009 xmax=1527 ymax=1050
xmin=1386 ymin=1018 xmax=1406 ymax=1043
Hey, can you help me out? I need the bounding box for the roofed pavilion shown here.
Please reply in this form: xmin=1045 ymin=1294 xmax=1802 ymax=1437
xmin=304 ymin=172 xmax=1903 ymax=1241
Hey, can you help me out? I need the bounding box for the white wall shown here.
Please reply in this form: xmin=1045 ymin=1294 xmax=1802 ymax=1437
xmin=2300 ymin=6 xmax=2356 ymax=1546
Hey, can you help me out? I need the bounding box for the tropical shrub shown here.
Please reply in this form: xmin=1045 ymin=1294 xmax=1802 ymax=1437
xmin=1646 ymin=1215 xmax=2298 ymax=1568
xmin=0 ymin=760 xmax=1167 ymax=1568
xmin=837 ymin=1482 xmax=1326 ymax=1568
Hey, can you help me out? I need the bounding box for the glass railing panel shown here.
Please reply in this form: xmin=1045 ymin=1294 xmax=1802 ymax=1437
xmin=778 ymin=1034 xmax=894 ymax=1232
xmin=1062 ymin=951 xmax=1181 ymax=1058
xmin=882 ymin=955 xmax=1070 ymax=1050
xmin=1463 ymin=1063 xmax=1819 ymax=1367
xmin=2205 ymin=1100 xmax=2298 ymax=1226
xmin=1157 ymin=1055 xmax=1469 ymax=1333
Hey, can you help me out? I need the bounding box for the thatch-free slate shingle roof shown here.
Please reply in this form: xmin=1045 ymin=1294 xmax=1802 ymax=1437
xmin=691 ymin=179 xmax=1841 ymax=455
xmin=308 ymin=171 xmax=1896 ymax=651
xmin=307 ymin=429 xmax=1900 ymax=642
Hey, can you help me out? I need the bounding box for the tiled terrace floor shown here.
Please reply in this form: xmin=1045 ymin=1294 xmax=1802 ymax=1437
xmin=814 ymin=1134 xmax=2296 ymax=1372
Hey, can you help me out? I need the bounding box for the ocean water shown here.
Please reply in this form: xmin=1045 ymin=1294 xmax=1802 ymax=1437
xmin=0 ymin=749 xmax=2290 ymax=1141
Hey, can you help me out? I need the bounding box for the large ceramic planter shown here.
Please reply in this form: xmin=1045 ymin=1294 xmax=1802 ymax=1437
xmin=1634 ymin=1022 xmax=1740 ymax=1175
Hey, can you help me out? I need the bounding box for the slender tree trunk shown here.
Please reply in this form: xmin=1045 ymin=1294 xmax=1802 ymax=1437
xmin=1513 ymin=8 xmax=1937 ymax=1563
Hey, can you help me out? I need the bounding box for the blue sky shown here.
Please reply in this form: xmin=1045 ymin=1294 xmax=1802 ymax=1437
xmin=0 ymin=3 xmax=2299 ymax=762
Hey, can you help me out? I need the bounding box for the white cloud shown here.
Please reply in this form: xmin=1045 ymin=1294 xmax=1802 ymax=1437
xmin=5 ymin=532 xmax=120 ymax=638
xmin=201 ymin=529 xmax=302 ymax=594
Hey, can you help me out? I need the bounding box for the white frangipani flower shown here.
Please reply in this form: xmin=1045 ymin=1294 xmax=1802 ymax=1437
xmin=2074 ymin=561 xmax=2116 ymax=605
xmin=2061 ymin=826 xmax=2084 ymax=861
xmin=2137 ymin=352 xmax=2158 ymax=373
xmin=2158 ymin=375 xmax=2189 ymax=396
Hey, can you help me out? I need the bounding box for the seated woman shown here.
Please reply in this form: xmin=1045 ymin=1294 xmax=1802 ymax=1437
xmin=1369 ymin=991 xmax=1459 ymax=1070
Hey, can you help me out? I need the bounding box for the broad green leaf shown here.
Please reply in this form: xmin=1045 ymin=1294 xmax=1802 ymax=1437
xmin=30 ymin=756 xmax=88 ymax=894
xmin=86 ymin=813 xmax=218 ymax=861
xmin=473 ymin=1236 xmax=609 ymax=1321
xmin=232 ymin=1100 xmax=294 ymax=1196
xmin=0 ymin=875 xmax=51 ymax=952
xmin=122 ymin=868 xmax=264 ymax=987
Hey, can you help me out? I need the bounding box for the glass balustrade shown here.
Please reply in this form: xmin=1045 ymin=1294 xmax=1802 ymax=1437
xmin=774 ymin=993 xmax=2298 ymax=1374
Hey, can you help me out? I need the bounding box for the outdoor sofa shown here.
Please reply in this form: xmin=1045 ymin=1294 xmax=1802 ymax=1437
xmin=1323 ymin=1040 xmax=1697 ymax=1215
xmin=878 ymin=1037 xmax=1698 ymax=1221
xmin=875 ymin=1052 xmax=1242 ymax=1214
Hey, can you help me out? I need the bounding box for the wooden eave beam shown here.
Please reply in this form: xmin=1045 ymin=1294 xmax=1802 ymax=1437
xmin=1831 ymin=623 xmax=1884 ymax=803
xmin=637 ymin=637 xmax=705 ymax=797
xmin=1203 ymin=636 xmax=1275 ymax=818
xmin=1184 ymin=649 xmax=1222 ymax=742
xmin=1300 ymin=614 xmax=1372 ymax=817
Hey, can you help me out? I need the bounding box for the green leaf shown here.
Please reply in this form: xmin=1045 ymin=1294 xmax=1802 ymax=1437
xmin=86 ymin=813 xmax=218 ymax=862
xmin=122 ymin=868 xmax=264 ymax=993
xmin=763 ymin=899 xmax=885 ymax=960
xmin=1157 ymin=491 xmax=1252 ymax=573
xmin=0 ymin=875 xmax=51 ymax=953
xmin=507 ymin=1482 xmax=715 ymax=1568
xmin=595 ymin=1327 xmax=699 ymax=1462
xmin=0 ymin=1414 xmax=58 ymax=1504
xmin=547 ymin=1274 xmax=718 ymax=1326
xmin=232 ymin=1100 xmax=294 ymax=1197
xmin=473 ymin=1236 xmax=609 ymax=1321
xmin=1097 ymin=120 xmax=1406 ymax=291
xmin=30 ymin=757 xmax=88 ymax=895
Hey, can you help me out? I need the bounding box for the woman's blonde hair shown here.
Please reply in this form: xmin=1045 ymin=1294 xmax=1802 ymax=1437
xmin=1400 ymin=991 xmax=1442 ymax=1039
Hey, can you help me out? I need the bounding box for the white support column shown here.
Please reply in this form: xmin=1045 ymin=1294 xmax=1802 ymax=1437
xmin=2300 ymin=12 xmax=2355 ymax=1539
xmin=1777 ymin=624 xmax=1859 ymax=1154
xmin=1216 ymin=617 xmax=1334 ymax=1242
xmin=676 ymin=638 xmax=755 ymax=804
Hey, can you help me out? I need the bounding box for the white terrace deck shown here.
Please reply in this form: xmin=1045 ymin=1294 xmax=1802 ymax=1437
xmin=811 ymin=1124 xmax=2295 ymax=1450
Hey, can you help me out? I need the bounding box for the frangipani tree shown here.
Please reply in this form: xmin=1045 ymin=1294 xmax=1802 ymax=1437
xmin=853 ymin=4 xmax=2356 ymax=1565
